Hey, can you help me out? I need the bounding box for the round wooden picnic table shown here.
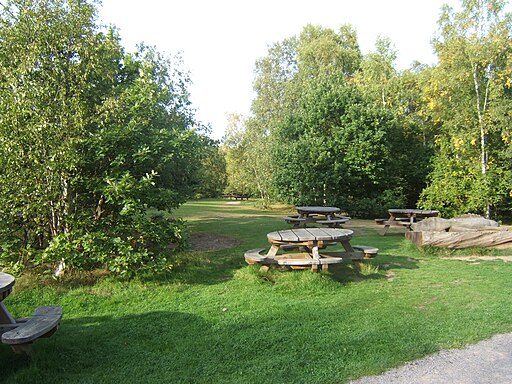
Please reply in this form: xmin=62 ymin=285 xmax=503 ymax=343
xmin=296 ymin=206 xmax=341 ymax=217
xmin=0 ymin=271 xmax=63 ymax=354
xmin=380 ymin=209 xmax=440 ymax=235
xmin=290 ymin=206 xmax=348 ymax=228
xmin=0 ymin=272 xmax=16 ymax=325
xmin=265 ymin=228 xmax=356 ymax=271
xmin=0 ymin=272 xmax=15 ymax=302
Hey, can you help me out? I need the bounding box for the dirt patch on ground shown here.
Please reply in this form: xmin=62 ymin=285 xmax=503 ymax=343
xmin=190 ymin=232 xmax=241 ymax=251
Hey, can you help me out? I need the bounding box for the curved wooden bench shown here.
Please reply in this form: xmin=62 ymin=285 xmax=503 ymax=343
xmin=352 ymin=245 xmax=379 ymax=258
xmin=317 ymin=219 xmax=349 ymax=228
xmin=2 ymin=305 xmax=62 ymax=354
xmin=316 ymin=216 xmax=351 ymax=227
xmin=244 ymin=248 xmax=276 ymax=265
xmin=274 ymin=254 xmax=343 ymax=266
xmin=244 ymin=248 xmax=345 ymax=271
xmin=284 ymin=215 xmax=307 ymax=225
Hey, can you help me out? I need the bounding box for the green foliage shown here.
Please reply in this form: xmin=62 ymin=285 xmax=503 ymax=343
xmin=271 ymin=74 xmax=417 ymax=217
xmin=221 ymin=113 xmax=253 ymax=196
xmin=0 ymin=0 xmax=207 ymax=275
xmin=232 ymin=24 xmax=433 ymax=216
xmin=194 ymin=137 xmax=227 ymax=198
xmin=419 ymin=0 xmax=512 ymax=218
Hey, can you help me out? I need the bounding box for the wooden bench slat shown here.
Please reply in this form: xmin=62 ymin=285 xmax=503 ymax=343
xmin=321 ymin=251 xmax=364 ymax=261
xmin=305 ymin=227 xmax=340 ymax=240
xmin=276 ymin=258 xmax=343 ymax=266
xmin=316 ymin=219 xmax=349 ymax=228
xmin=1 ymin=305 xmax=62 ymax=345
xmin=316 ymin=219 xmax=349 ymax=223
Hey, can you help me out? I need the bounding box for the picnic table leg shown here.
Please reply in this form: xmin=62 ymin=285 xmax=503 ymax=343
xmin=340 ymin=240 xmax=355 ymax=253
xmin=381 ymin=213 xmax=396 ymax=235
xmin=300 ymin=214 xmax=311 ymax=228
xmin=0 ymin=302 xmax=15 ymax=324
xmin=408 ymin=214 xmax=416 ymax=230
xmin=311 ymin=245 xmax=320 ymax=260
xmin=310 ymin=245 xmax=321 ymax=272
xmin=266 ymin=244 xmax=280 ymax=258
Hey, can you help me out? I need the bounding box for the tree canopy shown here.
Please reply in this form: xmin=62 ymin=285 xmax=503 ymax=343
xmin=0 ymin=0 xmax=212 ymax=275
xmin=225 ymin=1 xmax=512 ymax=220
xmin=419 ymin=0 xmax=512 ymax=218
xmin=223 ymin=24 xmax=430 ymax=216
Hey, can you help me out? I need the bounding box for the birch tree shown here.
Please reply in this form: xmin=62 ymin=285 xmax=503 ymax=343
xmin=0 ymin=0 xmax=205 ymax=275
xmin=420 ymin=0 xmax=512 ymax=218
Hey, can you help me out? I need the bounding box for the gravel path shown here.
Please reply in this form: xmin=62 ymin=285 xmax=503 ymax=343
xmin=349 ymin=333 xmax=512 ymax=384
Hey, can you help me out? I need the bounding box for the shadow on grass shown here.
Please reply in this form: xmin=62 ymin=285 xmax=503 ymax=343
xmin=0 ymin=311 xmax=211 ymax=383
xmin=138 ymin=216 xmax=290 ymax=286
xmin=326 ymin=254 xmax=419 ymax=284
xmin=0 ymin=301 xmax=443 ymax=384
xmin=138 ymin=246 xmax=248 ymax=287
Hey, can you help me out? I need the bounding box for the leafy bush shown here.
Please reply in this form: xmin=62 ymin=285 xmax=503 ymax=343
xmin=0 ymin=0 xmax=206 ymax=276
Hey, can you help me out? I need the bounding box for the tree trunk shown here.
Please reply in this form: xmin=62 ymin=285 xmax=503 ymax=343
xmin=472 ymin=63 xmax=491 ymax=219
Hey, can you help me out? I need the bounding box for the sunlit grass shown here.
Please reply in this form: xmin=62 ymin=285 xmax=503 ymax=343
xmin=2 ymin=198 xmax=512 ymax=383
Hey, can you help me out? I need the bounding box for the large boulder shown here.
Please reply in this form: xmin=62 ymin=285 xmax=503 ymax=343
xmin=448 ymin=214 xmax=499 ymax=230
xmin=407 ymin=214 xmax=511 ymax=249
xmin=412 ymin=214 xmax=501 ymax=232
xmin=411 ymin=217 xmax=451 ymax=232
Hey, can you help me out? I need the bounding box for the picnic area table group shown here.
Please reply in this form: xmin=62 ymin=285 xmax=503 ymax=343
xmin=376 ymin=209 xmax=440 ymax=235
xmin=0 ymin=271 xmax=62 ymax=354
xmin=246 ymin=205 xmax=378 ymax=271
xmin=284 ymin=206 xmax=351 ymax=228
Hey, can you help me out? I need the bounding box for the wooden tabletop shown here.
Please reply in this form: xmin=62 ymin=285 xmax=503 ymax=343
xmin=296 ymin=206 xmax=341 ymax=215
xmin=0 ymin=272 xmax=15 ymax=298
xmin=267 ymin=228 xmax=353 ymax=243
xmin=388 ymin=209 xmax=439 ymax=216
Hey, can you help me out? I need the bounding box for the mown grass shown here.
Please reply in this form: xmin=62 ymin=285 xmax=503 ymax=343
xmin=2 ymin=199 xmax=512 ymax=383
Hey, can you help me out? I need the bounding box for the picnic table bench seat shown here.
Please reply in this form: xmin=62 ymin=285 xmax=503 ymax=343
xmin=284 ymin=215 xmax=307 ymax=225
xmin=385 ymin=220 xmax=412 ymax=227
xmin=244 ymin=248 xmax=344 ymax=270
xmin=376 ymin=218 xmax=412 ymax=227
xmin=316 ymin=216 xmax=351 ymax=228
xmin=244 ymin=248 xmax=276 ymax=265
xmin=245 ymin=245 xmax=379 ymax=270
xmin=1 ymin=305 xmax=62 ymax=354
xmin=352 ymin=245 xmax=379 ymax=258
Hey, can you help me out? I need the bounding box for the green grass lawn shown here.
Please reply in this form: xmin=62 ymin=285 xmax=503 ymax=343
xmin=2 ymin=199 xmax=512 ymax=383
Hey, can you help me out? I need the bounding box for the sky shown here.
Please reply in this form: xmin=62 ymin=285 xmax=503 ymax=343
xmin=98 ymin=0 xmax=464 ymax=140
